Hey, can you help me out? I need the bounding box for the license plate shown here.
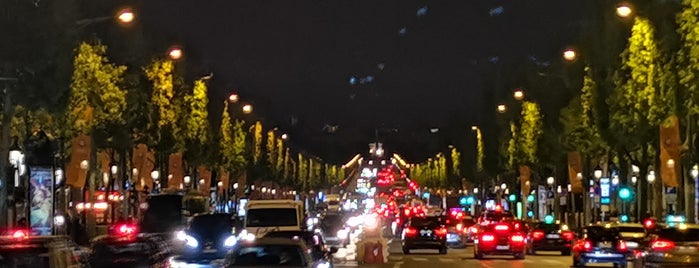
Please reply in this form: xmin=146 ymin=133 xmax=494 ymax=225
xmin=203 ymin=249 xmax=217 ymax=253
xmin=598 ymin=242 xmax=612 ymax=249
xmin=546 ymin=234 xmax=560 ymax=239
xmin=625 ymin=241 xmax=639 ymax=248
xmin=496 ymin=245 xmax=510 ymax=250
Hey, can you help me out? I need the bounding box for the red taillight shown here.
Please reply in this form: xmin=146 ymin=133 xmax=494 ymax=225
xmin=12 ymin=230 xmax=28 ymax=239
xmin=514 ymin=222 xmax=521 ymax=230
xmin=584 ymin=240 xmax=592 ymax=251
xmin=644 ymin=219 xmax=655 ymax=229
xmin=511 ymin=234 xmax=525 ymax=243
xmin=651 ymin=239 xmax=675 ymax=251
xmin=435 ymin=227 xmax=447 ymax=236
xmin=562 ymin=231 xmax=575 ymax=240
xmin=115 ymin=224 xmax=137 ymax=236
xmin=532 ymin=230 xmax=545 ymax=240
xmin=481 ymin=233 xmax=495 ymax=242
xmin=456 ymin=223 xmax=464 ymax=231
xmin=618 ymin=240 xmax=627 ymax=251
xmin=404 ymin=209 xmax=411 ymax=216
xmin=495 ymin=224 xmax=509 ymax=231
xmin=405 ymin=227 xmax=418 ymax=236
xmin=574 ymin=239 xmax=593 ymax=252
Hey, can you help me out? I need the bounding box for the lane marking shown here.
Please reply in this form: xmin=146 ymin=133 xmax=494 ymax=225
xmin=439 ymin=258 xmax=456 ymax=262
xmin=392 ymin=261 xmax=403 ymax=268
xmin=411 ymin=257 xmax=429 ymax=261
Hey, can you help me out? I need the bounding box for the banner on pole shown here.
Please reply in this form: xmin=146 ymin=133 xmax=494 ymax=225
xmin=29 ymin=166 xmax=53 ymax=236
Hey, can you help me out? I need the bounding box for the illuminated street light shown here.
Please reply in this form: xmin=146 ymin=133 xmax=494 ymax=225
xmin=616 ymin=4 xmax=633 ymax=18
xmin=513 ymin=89 xmax=525 ymax=101
xmin=242 ymin=104 xmax=253 ymax=114
xmin=168 ymin=47 xmax=183 ymax=60
xmin=471 ymin=125 xmax=478 ymax=131
xmin=228 ymin=93 xmax=239 ymax=103
xmin=563 ymin=48 xmax=577 ymax=62
xmin=546 ymin=176 xmax=555 ymax=186
xmin=116 ymin=9 xmax=135 ymax=24
xmin=593 ymin=166 xmax=603 ymax=179
xmin=281 ymin=133 xmax=288 ymax=140
xmin=501 ymin=183 xmax=507 ymax=190
xmin=183 ymin=176 xmax=191 ymax=184
xmin=497 ymin=104 xmax=507 ymax=114
xmin=151 ymin=170 xmax=160 ymax=181
xmin=647 ymin=170 xmax=656 ymax=184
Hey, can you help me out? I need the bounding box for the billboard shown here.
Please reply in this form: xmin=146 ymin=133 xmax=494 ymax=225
xmin=29 ymin=166 xmax=54 ymax=235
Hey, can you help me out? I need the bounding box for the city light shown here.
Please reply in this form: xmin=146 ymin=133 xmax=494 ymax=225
xmin=242 ymin=104 xmax=253 ymax=114
xmin=497 ymin=104 xmax=507 ymax=114
xmin=513 ymin=89 xmax=524 ymax=100
xmin=228 ymin=93 xmax=239 ymax=103
xmin=168 ymin=47 xmax=183 ymax=60
xmin=616 ymin=4 xmax=633 ymax=18
xmin=563 ymin=48 xmax=577 ymax=61
xmin=116 ymin=9 xmax=135 ymax=24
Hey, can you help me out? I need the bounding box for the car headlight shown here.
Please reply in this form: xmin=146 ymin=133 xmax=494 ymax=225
xmin=316 ymin=261 xmax=331 ymax=268
xmin=224 ymin=235 xmax=237 ymax=247
xmin=239 ymin=230 xmax=255 ymax=241
xmin=183 ymin=234 xmax=199 ymax=248
xmin=337 ymin=229 xmax=349 ymax=238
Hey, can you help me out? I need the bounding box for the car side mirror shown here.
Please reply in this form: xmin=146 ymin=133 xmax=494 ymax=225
xmin=329 ymin=246 xmax=339 ymax=254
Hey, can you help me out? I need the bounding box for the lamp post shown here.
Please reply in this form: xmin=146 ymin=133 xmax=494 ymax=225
xmin=233 ymin=182 xmax=239 ymax=216
xmin=692 ymin=165 xmax=699 ymax=223
xmin=151 ymin=170 xmax=160 ymax=193
xmin=183 ymin=176 xmax=191 ymax=190
xmin=8 ymin=138 xmax=22 ymax=227
xmin=647 ymin=170 xmax=656 ymax=216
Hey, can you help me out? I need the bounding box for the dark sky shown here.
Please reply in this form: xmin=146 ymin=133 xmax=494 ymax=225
xmin=140 ymin=0 xmax=584 ymax=164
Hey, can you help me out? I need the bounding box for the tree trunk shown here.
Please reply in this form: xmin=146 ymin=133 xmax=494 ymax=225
xmin=0 ymin=89 xmax=14 ymax=227
xmin=86 ymin=135 xmax=97 ymax=238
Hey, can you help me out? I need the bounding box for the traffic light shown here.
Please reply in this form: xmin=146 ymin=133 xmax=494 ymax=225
xmin=618 ymin=187 xmax=633 ymax=201
xmin=527 ymin=211 xmax=534 ymax=218
xmin=508 ymin=194 xmax=516 ymax=202
xmin=527 ymin=195 xmax=535 ymax=203
xmin=620 ymin=214 xmax=629 ymax=222
xmin=544 ymin=214 xmax=555 ymax=224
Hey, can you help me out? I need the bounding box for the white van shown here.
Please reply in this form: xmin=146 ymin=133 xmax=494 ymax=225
xmin=241 ymin=200 xmax=304 ymax=239
xmin=325 ymin=194 xmax=341 ymax=212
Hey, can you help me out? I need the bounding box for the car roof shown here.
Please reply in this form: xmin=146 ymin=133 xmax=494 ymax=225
xmin=611 ymin=223 xmax=644 ymax=228
xmin=238 ymin=238 xmax=307 ymax=247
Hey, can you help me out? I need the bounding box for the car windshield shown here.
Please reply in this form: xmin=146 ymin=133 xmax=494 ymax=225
xmin=616 ymin=226 xmax=645 ymax=234
xmin=535 ymin=223 xmax=561 ymax=232
xmin=656 ymin=228 xmax=699 ymax=242
xmin=328 ymin=200 xmax=340 ymax=206
xmin=230 ymin=245 xmax=306 ymax=266
xmin=484 ymin=212 xmax=514 ymax=222
xmin=247 ymin=208 xmax=298 ymax=227
xmin=190 ymin=214 xmax=232 ymax=236
xmin=585 ymin=226 xmax=619 ymax=241
xmin=263 ymin=232 xmax=322 ymax=247
xmin=410 ymin=217 xmax=443 ymax=228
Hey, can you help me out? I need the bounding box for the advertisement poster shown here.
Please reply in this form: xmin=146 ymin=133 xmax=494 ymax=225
xmin=29 ymin=166 xmax=53 ymax=235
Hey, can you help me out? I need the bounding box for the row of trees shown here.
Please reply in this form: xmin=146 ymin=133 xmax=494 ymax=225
xmin=408 ymin=0 xmax=699 ymax=216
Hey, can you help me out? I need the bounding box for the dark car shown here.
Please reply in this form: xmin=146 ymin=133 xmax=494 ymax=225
xmin=613 ymin=223 xmax=650 ymax=255
xmin=478 ymin=209 xmax=516 ymax=226
xmin=633 ymin=223 xmax=699 ymax=268
xmin=0 ymin=230 xmax=89 ymax=268
xmin=221 ymin=238 xmax=337 ymax=268
xmin=401 ymin=216 xmax=448 ymax=254
xmin=263 ymin=230 xmax=337 ymax=266
xmin=473 ymin=220 xmax=526 ymax=259
xmin=319 ymin=214 xmax=349 ymax=246
xmin=572 ymin=225 xmax=628 ymax=267
xmin=89 ymin=233 xmax=172 ymax=268
xmin=176 ymin=213 xmax=237 ymax=261
xmin=526 ymin=222 xmax=575 ymax=255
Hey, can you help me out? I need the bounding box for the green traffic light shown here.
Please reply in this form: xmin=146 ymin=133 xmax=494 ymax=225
xmin=527 ymin=195 xmax=535 ymax=203
xmin=466 ymin=196 xmax=475 ymax=205
xmin=620 ymin=214 xmax=629 ymax=222
xmin=619 ymin=187 xmax=632 ymax=201
xmin=508 ymin=194 xmax=516 ymax=202
xmin=544 ymin=214 xmax=554 ymax=224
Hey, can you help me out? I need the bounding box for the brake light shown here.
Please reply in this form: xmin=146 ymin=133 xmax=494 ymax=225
xmin=532 ymin=230 xmax=545 ymax=240
xmin=651 ymin=239 xmax=675 ymax=251
xmin=456 ymin=223 xmax=463 ymax=231
xmin=12 ymin=230 xmax=28 ymax=239
xmin=495 ymin=224 xmax=509 ymax=231
xmin=481 ymin=233 xmax=495 ymax=242
xmin=435 ymin=227 xmax=448 ymax=236
xmin=584 ymin=240 xmax=592 ymax=251
xmin=405 ymin=227 xmax=418 ymax=236
xmin=514 ymin=222 xmax=521 ymax=230
xmin=115 ymin=224 xmax=137 ymax=236
xmin=511 ymin=234 xmax=525 ymax=243
xmin=644 ymin=219 xmax=655 ymax=229
xmin=404 ymin=209 xmax=411 ymax=216
xmin=618 ymin=240 xmax=627 ymax=251
xmin=574 ymin=239 xmax=592 ymax=252
xmin=562 ymin=231 xmax=575 ymax=240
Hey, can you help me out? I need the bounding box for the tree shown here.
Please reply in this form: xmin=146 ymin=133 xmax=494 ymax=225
xmin=560 ymin=67 xmax=608 ymax=157
xmin=183 ymin=78 xmax=211 ymax=174
xmin=266 ymin=130 xmax=277 ymax=175
xmin=450 ymin=147 xmax=461 ymax=177
xmin=677 ymin=0 xmax=699 ymax=116
xmin=298 ymin=153 xmax=307 ymax=191
xmin=219 ymin=101 xmax=235 ymax=168
xmin=283 ymin=148 xmax=290 ymax=181
xmin=144 ymin=59 xmax=181 ymax=148
xmin=276 ymin=138 xmax=284 ymax=178
xmin=252 ymin=121 xmax=262 ymax=164
xmin=518 ymin=101 xmax=543 ymax=165
xmin=232 ymin=119 xmax=247 ymax=174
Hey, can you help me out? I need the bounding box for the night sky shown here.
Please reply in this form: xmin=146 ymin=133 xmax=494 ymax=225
xmin=140 ymin=0 xmax=584 ymax=164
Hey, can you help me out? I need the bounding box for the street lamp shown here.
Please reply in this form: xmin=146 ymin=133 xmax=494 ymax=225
xmin=471 ymin=125 xmax=478 ymax=131
xmin=233 ymin=182 xmax=239 ymax=190
xmin=168 ymin=46 xmax=183 ymax=60
xmin=647 ymin=171 xmax=656 ymax=184
xmin=497 ymin=104 xmax=507 ymax=114
xmin=183 ymin=176 xmax=191 ymax=185
xmin=473 ymin=187 xmax=479 ymax=194
xmin=281 ymin=133 xmax=288 ymax=140
xmin=217 ymin=181 xmax=223 ymax=188
xmin=110 ymin=164 xmax=118 ymax=176
xmin=228 ymin=93 xmax=239 ymax=103
xmin=501 ymin=183 xmax=507 ymax=190
xmin=593 ymin=166 xmax=603 ymax=180
xmin=616 ymin=4 xmax=633 ymax=18
xmin=242 ymin=104 xmax=253 ymax=114
xmin=513 ymin=89 xmax=525 ymax=101
xmin=547 ymin=177 xmax=555 ymax=186
xmin=563 ymin=48 xmax=577 ymax=62
xmin=116 ymin=9 xmax=135 ymax=24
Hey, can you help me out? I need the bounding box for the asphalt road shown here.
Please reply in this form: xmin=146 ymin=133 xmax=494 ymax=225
xmin=337 ymin=239 xmax=632 ymax=268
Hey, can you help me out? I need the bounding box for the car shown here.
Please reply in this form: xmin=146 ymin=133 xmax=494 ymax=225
xmin=319 ymin=214 xmax=350 ymax=246
xmin=572 ymin=224 xmax=628 ymax=268
xmin=401 ymin=215 xmax=448 ymax=254
xmin=88 ymin=227 xmax=172 ymax=268
xmin=221 ymin=238 xmax=336 ymax=268
xmin=263 ymin=230 xmax=337 ymax=266
xmin=526 ymin=222 xmax=575 ymax=255
xmin=473 ymin=220 xmax=526 ymax=259
xmin=444 ymin=210 xmax=475 ymax=247
xmin=612 ymin=222 xmax=650 ymax=256
xmin=0 ymin=229 xmax=89 ymax=268
xmin=632 ymin=223 xmax=699 ymax=268
xmin=478 ymin=208 xmax=516 ymax=226
xmin=175 ymin=213 xmax=237 ymax=261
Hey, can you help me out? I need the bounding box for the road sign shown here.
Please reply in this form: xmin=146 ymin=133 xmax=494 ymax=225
xmin=600 ymin=178 xmax=610 ymax=204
